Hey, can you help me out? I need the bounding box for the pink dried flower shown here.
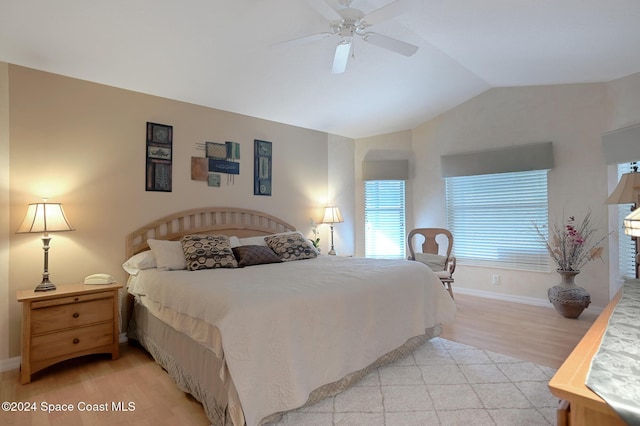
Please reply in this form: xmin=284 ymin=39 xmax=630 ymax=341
xmin=534 ymin=212 xmax=610 ymax=271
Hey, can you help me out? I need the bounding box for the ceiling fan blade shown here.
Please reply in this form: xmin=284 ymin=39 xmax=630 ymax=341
xmin=304 ymin=0 xmax=342 ymax=21
xmin=332 ymin=41 xmax=351 ymax=74
xmin=363 ymin=0 xmax=422 ymax=26
xmin=274 ymin=32 xmax=333 ymax=48
xmin=363 ymin=32 xmax=418 ymax=56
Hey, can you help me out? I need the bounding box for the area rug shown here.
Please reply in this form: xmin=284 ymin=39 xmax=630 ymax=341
xmin=267 ymin=337 xmax=558 ymax=426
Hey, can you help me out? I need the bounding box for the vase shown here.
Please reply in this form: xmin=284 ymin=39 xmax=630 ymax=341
xmin=548 ymin=270 xmax=591 ymax=319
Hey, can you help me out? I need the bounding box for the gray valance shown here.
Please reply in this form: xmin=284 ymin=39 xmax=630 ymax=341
xmin=362 ymin=160 xmax=409 ymax=181
xmin=602 ymin=123 xmax=640 ymax=165
xmin=440 ymin=142 xmax=554 ymax=178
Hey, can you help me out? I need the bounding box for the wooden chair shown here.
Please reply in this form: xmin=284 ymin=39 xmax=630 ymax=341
xmin=407 ymin=228 xmax=456 ymax=299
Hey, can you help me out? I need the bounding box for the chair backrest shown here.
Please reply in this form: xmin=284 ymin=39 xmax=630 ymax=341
xmin=407 ymin=228 xmax=453 ymax=261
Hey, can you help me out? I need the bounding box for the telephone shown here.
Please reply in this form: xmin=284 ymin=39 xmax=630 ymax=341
xmin=84 ymin=273 xmax=117 ymax=285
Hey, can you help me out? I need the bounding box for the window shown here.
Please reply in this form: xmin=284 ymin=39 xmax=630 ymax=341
xmin=445 ymin=170 xmax=549 ymax=271
xmin=617 ymin=162 xmax=637 ymax=279
xmin=364 ymin=180 xmax=406 ymax=259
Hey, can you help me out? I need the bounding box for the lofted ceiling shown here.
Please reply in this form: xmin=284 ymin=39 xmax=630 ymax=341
xmin=1 ymin=0 xmax=640 ymax=139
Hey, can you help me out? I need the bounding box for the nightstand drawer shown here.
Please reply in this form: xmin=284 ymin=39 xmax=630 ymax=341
xmin=31 ymin=298 xmax=114 ymax=334
xmin=31 ymin=322 xmax=114 ymax=362
xmin=31 ymin=290 xmax=113 ymax=309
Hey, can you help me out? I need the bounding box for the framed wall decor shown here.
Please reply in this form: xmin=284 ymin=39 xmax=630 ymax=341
xmin=254 ymin=139 xmax=272 ymax=196
xmin=146 ymin=122 xmax=173 ymax=192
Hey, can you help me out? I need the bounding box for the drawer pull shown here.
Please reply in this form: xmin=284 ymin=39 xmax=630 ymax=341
xmin=73 ymin=338 xmax=80 ymax=344
xmin=74 ymin=297 xmax=79 ymax=301
xmin=72 ymin=313 xmax=80 ymax=319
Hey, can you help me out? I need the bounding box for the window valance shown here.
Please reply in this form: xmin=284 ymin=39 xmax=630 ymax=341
xmin=440 ymin=142 xmax=554 ymax=178
xmin=602 ymin=123 xmax=640 ymax=165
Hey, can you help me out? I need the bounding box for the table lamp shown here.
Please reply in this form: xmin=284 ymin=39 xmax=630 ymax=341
xmin=16 ymin=200 xmax=75 ymax=291
xmin=607 ymin=164 xmax=640 ymax=278
xmin=322 ymin=206 xmax=343 ymax=255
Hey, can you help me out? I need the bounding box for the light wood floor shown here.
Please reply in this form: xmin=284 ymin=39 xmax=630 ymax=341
xmin=440 ymin=293 xmax=598 ymax=369
xmin=1 ymin=293 xmax=598 ymax=425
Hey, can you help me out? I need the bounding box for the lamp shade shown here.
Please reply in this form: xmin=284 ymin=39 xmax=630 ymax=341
xmin=16 ymin=203 xmax=75 ymax=234
xmin=322 ymin=206 xmax=343 ymax=224
xmin=606 ymin=171 xmax=640 ymax=205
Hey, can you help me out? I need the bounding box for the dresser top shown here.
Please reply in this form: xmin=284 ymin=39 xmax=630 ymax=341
xmin=16 ymin=282 xmax=123 ymax=302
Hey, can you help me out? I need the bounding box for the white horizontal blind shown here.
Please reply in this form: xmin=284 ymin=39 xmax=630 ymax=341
xmin=445 ymin=170 xmax=549 ymax=271
xmin=365 ymin=180 xmax=406 ymax=259
xmin=617 ymin=162 xmax=637 ymax=279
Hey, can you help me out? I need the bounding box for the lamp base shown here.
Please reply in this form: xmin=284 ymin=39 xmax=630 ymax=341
xmin=34 ymin=277 xmax=56 ymax=292
xmin=328 ymin=249 xmax=337 ymax=256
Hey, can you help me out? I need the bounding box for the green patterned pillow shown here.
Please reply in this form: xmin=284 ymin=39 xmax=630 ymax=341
xmin=181 ymin=234 xmax=238 ymax=270
xmin=265 ymin=232 xmax=318 ymax=262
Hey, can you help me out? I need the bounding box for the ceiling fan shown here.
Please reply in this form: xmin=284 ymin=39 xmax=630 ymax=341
xmin=282 ymin=0 xmax=421 ymax=74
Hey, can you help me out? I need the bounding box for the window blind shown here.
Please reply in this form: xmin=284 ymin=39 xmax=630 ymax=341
xmin=445 ymin=170 xmax=549 ymax=271
xmin=365 ymin=180 xmax=406 ymax=259
xmin=617 ymin=162 xmax=637 ymax=279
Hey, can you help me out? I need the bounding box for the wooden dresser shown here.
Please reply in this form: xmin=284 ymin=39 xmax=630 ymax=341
xmin=548 ymin=289 xmax=626 ymax=426
xmin=17 ymin=283 xmax=122 ymax=384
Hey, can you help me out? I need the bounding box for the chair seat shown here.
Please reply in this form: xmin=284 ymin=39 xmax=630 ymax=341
xmin=433 ymin=270 xmax=451 ymax=279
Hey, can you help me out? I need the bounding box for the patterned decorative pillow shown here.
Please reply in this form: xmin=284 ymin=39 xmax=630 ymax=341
xmin=232 ymin=245 xmax=282 ymax=267
xmin=181 ymin=234 xmax=238 ymax=271
xmin=265 ymin=232 xmax=318 ymax=262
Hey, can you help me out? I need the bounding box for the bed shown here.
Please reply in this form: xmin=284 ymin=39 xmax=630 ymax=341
xmin=124 ymin=207 xmax=456 ymax=426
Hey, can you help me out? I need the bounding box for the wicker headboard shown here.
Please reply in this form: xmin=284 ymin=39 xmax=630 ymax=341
xmin=126 ymin=207 xmax=296 ymax=258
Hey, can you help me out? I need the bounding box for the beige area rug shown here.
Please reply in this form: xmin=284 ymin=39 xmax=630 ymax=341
xmin=267 ymin=337 xmax=558 ymax=426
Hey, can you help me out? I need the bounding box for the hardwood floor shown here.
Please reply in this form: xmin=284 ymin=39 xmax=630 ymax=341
xmin=441 ymin=293 xmax=598 ymax=368
xmin=1 ymin=293 xmax=598 ymax=425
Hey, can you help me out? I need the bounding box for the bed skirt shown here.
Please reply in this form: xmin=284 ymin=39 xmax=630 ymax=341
xmin=128 ymin=299 xmax=443 ymax=426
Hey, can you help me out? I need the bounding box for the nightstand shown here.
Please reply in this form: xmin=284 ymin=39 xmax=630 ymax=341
xmin=16 ymin=282 xmax=123 ymax=384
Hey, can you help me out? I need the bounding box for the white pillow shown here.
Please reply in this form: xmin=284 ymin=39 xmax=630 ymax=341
xmin=147 ymin=239 xmax=187 ymax=271
xmin=122 ymin=250 xmax=157 ymax=275
xmin=238 ymin=235 xmax=268 ymax=246
xmin=229 ymin=236 xmax=241 ymax=248
xmin=414 ymin=253 xmax=447 ymax=272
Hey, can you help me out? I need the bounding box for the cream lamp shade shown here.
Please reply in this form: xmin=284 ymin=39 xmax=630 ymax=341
xmin=322 ymin=206 xmax=344 ymax=224
xmin=16 ymin=201 xmax=75 ymax=292
xmin=322 ymin=206 xmax=343 ymax=255
xmin=606 ymin=171 xmax=640 ymax=205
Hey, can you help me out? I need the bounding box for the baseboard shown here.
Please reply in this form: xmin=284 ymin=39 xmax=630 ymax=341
xmin=454 ymin=286 xmax=604 ymax=314
xmin=0 ymin=356 xmax=20 ymax=373
xmin=0 ymin=333 xmax=130 ymax=373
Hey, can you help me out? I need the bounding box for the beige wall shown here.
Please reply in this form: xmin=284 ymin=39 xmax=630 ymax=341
xmin=411 ymin=83 xmax=611 ymax=307
xmin=5 ymin=64 xmax=355 ymax=359
xmin=356 ymin=82 xmax=635 ymax=308
xmin=328 ymin=134 xmax=355 ymax=256
xmin=354 ymin=130 xmax=414 ymax=256
xmin=1 ymin=63 xmax=9 ymax=359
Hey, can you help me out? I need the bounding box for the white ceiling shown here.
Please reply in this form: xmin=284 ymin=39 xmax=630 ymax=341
xmin=1 ymin=0 xmax=640 ymax=139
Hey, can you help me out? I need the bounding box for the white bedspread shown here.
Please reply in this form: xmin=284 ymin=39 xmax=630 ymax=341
xmin=130 ymin=256 xmax=456 ymax=426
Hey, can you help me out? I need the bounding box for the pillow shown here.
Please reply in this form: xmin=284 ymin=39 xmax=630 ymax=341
xmin=265 ymin=232 xmax=318 ymax=262
xmin=238 ymin=235 xmax=268 ymax=246
xmin=122 ymin=250 xmax=157 ymax=275
xmin=181 ymin=234 xmax=238 ymax=270
xmin=229 ymin=236 xmax=241 ymax=248
xmin=232 ymin=245 xmax=282 ymax=267
xmin=238 ymin=232 xmax=320 ymax=254
xmin=414 ymin=253 xmax=447 ymax=271
xmin=147 ymin=239 xmax=187 ymax=271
